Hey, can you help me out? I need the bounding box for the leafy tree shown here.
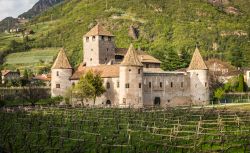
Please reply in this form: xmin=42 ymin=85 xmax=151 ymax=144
xmin=86 ymin=71 xmax=106 ymax=104
xmin=237 ymin=74 xmax=247 ymax=92
xmin=73 ymin=76 xmax=95 ymax=106
xmin=214 ymin=87 xmax=225 ymax=103
xmin=73 ymin=70 xmax=105 ymax=105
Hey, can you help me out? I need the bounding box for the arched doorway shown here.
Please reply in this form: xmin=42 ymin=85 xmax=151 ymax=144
xmin=154 ymin=97 xmax=161 ymax=106
xmin=106 ymin=100 xmax=111 ymax=106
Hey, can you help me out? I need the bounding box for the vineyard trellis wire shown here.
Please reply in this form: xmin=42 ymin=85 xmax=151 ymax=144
xmin=0 ymin=106 xmax=250 ymax=153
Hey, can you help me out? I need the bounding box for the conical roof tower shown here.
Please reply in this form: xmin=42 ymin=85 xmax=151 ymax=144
xmin=121 ymin=44 xmax=143 ymax=67
xmin=52 ymin=48 xmax=72 ymax=69
xmin=188 ymin=47 xmax=208 ymax=70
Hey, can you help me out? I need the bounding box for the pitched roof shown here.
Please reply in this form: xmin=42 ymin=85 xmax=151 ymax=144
xmin=188 ymin=47 xmax=208 ymax=70
xmin=120 ymin=44 xmax=143 ymax=66
xmin=71 ymin=64 xmax=120 ymax=80
xmin=51 ymin=48 xmax=72 ymax=69
xmin=1 ymin=70 xmax=19 ymax=76
xmin=115 ymin=48 xmax=161 ymax=64
xmin=84 ymin=24 xmax=114 ymax=37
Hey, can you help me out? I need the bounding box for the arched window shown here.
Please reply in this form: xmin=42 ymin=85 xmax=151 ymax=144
xmin=106 ymin=82 xmax=110 ymax=89
xmin=92 ymin=36 xmax=96 ymax=41
xmin=139 ymin=83 xmax=142 ymax=88
xmin=86 ymin=37 xmax=89 ymax=42
xmin=56 ymin=71 xmax=59 ymax=76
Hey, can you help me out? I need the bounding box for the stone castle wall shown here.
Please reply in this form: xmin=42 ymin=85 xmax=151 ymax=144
xmin=51 ymin=69 xmax=72 ymax=97
xmin=143 ymin=72 xmax=192 ymax=107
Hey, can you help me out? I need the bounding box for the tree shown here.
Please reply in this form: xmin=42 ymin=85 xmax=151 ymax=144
xmin=73 ymin=76 xmax=95 ymax=106
xmin=87 ymin=71 xmax=106 ymax=104
xmin=73 ymin=70 xmax=105 ymax=105
xmin=214 ymin=87 xmax=225 ymax=103
xmin=237 ymin=74 xmax=246 ymax=92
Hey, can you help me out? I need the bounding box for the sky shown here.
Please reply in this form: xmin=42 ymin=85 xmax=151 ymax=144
xmin=0 ymin=0 xmax=39 ymax=21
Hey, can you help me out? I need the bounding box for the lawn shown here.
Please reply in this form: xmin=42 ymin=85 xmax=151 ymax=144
xmin=5 ymin=48 xmax=59 ymax=65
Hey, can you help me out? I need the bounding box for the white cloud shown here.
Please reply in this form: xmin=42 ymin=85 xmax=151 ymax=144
xmin=0 ymin=0 xmax=39 ymax=20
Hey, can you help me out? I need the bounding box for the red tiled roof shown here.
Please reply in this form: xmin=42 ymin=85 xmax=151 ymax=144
xmin=71 ymin=64 xmax=120 ymax=80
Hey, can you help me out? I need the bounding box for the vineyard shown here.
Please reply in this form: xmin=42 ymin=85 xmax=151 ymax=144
xmin=0 ymin=106 xmax=250 ymax=153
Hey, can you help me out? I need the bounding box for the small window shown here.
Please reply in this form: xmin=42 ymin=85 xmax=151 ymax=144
xmin=129 ymin=69 xmax=131 ymax=72
xmin=146 ymin=64 xmax=149 ymax=68
xmin=123 ymin=98 xmax=126 ymax=104
xmin=106 ymin=82 xmax=110 ymax=89
xmin=117 ymin=81 xmax=120 ymax=88
xmin=125 ymin=83 xmax=130 ymax=88
xmin=92 ymin=36 xmax=96 ymax=41
xmin=105 ymin=58 xmax=107 ymax=61
xmin=160 ymin=82 xmax=163 ymax=88
xmin=86 ymin=37 xmax=89 ymax=42
xmin=102 ymin=36 xmax=105 ymax=40
xmin=149 ymin=82 xmax=151 ymax=88
xmin=138 ymin=69 xmax=141 ymax=74
xmin=205 ymin=82 xmax=207 ymax=87
xmin=108 ymin=37 xmax=111 ymax=41
xmin=56 ymin=71 xmax=59 ymax=76
xmin=181 ymin=82 xmax=184 ymax=88
xmin=171 ymin=82 xmax=173 ymax=88
xmin=107 ymin=48 xmax=109 ymax=52
xmin=90 ymin=58 xmax=92 ymax=61
xmin=72 ymin=82 xmax=75 ymax=86
xmin=91 ymin=49 xmax=93 ymax=51
xmin=139 ymin=83 xmax=142 ymax=88
xmin=56 ymin=84 xmax=60 ymax=88
xmin=195 ymin=84 xmax=197 ymax=88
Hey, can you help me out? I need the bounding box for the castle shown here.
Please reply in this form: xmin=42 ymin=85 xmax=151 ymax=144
xmin=51 ymin=24 xmax=210 ymax=107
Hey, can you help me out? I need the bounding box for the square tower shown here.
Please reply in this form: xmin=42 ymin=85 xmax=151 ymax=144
xmin=83 ymin=24 xmax=115 ymax=66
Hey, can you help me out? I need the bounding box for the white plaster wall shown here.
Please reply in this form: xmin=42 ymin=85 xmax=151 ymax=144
xmin=143 ymin=73 xmax=191 ymax=107
xmin=188 ymin=70 xmax=209 ymax=105
xmin=51 ymin=69 xmax=72 ymax=97
xmin=119 ymin=66 xmax=143 ymax=108
xmin=246 ymin=71 xmax=250 ymax=87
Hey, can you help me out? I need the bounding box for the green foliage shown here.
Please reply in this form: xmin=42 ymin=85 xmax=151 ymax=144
xmin=237 ymin=74 xmax=247 ymax=92
xmin=1 ymin=0 xmax=250 ymax=70
xmin=73 ymin=76 xmax=95 ymax=105
xmin=73 ymin=70 xmax=105 ymax=105
xmin=214 ymin=87 xmax=225 ymax=102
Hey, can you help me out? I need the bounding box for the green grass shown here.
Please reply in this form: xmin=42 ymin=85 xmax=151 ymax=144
xmin=0 ymin=33 xmax=22 ymax=51
xmin=5 ymin=48 xmax=59 ymax=65
xmin=3 ymin=48 xmax=59 ymax=72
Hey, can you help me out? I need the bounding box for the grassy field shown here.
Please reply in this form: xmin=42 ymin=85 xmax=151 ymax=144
xmin=3 ymin=48 xmax=59 ymax=71
xmin=0 ymin=106 xmax=250 ymax=152
xmin=5 ymin=48 xmax=59 ymax=64
xmin=0 ymin=33 xmax=22 ymax=52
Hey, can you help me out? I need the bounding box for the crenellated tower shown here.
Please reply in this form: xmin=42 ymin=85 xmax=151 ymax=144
xmin=51 ymin=48 xmax=72 ymax=97
xmin=83 ymin=24 xmax=115 ymax=66
xmin=187 ymin=47 xmax=209 ymax=105
xmin=119 ymin=44 xmax=144 ymax=108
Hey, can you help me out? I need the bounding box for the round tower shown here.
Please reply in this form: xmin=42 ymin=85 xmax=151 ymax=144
xmin=51 ymin=48 xmax=73 ymax=97
xmin=119 ymin=44 xmax=143 ymax=108
xmin=187 ymin=47 xmax=209 ymax=105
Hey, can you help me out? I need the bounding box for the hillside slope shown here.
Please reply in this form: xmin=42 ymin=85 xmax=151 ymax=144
xmin=5 ymin=0 xmax=250 ymax=70
xmin=19 ymin=0 xmax=65 ymax=19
